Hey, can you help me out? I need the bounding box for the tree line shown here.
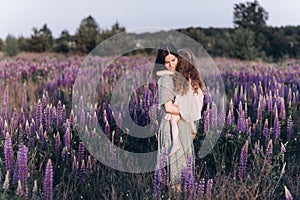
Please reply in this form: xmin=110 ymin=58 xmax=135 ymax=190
xmin=1 ymin=0 xmax=300 ymax=61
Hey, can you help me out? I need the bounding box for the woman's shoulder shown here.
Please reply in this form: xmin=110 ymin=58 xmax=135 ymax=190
xmin=157 ymin=70 xmax=174 ymax=82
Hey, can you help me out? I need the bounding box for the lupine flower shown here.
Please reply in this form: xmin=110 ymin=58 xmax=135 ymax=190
xmin=237 ymin=101 xmax=246 ymax=133
xmin=69 ymin=110 xmax=74 ymax=127
xmin=253 ymin=140 xmax=261 ymax=154
xmin=77 ymin=142 xmax=85 ymax=162
xmin=55 ymin=132 xmax=61 ymax=156
xmin=266 ymin=139 xmax=273 ymax=164
xmin=4 ymin=132 xmax=13 ymax=172
xmin=218 ymin=98 xmax=226 ymax=127
xmin=238 ymin=140 xmax=248 ymax=182
xmin=262 ymin=119 xmax=269 ymax=146
xmin=79 ymin=160 xmax=86 ymax=180
xmin=279 ymin=97 xmax=286 ymax=120
xmin=197 ymin=178 xmax=205 ymax=199
xmin=44 ymin=159 xmax=53 ymax=200
xmin=72 ymin=156 xmax=78 ymax=175
xmin=61 ymin=146 xmax=69 ymax=163
xmin=21 ymin=83 xmax=27 ymax=111
xmin=210 ymin=102 xmax=218 ymax=129
xmin=183 ymin=155 xmax=195 ymax=198
xmin=16 ymin=180 xmax=23 ymax=196
xmin=284 ymin=185 xmax=293 ymax=200
xmin=86 ymin=156 xmax=93 ymax=174
xmin=273 ymin=108 xmax=280 ymax=140
xmin=153 ymin=148 xmax=168 ymax=199
xmin=3 ymin=171 xmax=10 ymax=190
xmin=205 ymin=179 xmax=213 ymax=200
xmin=226 ymin=99 xmax=234 ymax=126
xmin=287 ymin=115 xmax=293 ymax=141
xmin=203 ymin=105 xmax=210 ymax=134
xmin=64 ymin=122 xmax=71 ymax=150
xmin=17 ymin=144 xmax=28 ymax=197
xmin=3 ymin=86 xmax=9 ymax=120
xmin=56 ymin=100 xmax=63 ymax=129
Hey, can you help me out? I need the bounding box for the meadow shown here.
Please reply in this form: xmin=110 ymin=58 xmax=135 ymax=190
xmin=0 ymin=53 xmax=299 ymax=199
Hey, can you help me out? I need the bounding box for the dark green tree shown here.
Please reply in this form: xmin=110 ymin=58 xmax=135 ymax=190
xmin=0 ymin=38 xmax=3 ymax=51
xmin=233 ymin=0 xmax=268 ymax=31
xmin=54 ymin=30 xmax=76 ymax=53
xmin=230 ymin=27 xmax=264 ymax=60
xmin=101 ymin=21 xmax=126 ymax=40
xmin=3 ymin=34 xmax=19 ymax=57
xmin=75 ymin=15 xmax=100 ymax=53
xmin=28 ymin=24 xmax=53 ymax=52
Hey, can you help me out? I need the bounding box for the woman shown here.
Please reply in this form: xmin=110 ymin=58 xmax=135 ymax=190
xmin=154 ymin=44 xmax=204 ymax=191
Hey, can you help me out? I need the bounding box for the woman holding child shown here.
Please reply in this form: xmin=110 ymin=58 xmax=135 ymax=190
xmin=154 ymin=44 xmax=205 ymax=191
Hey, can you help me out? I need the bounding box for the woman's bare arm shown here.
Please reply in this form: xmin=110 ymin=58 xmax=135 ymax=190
xmin=164 ymin=100 xmax=180 ymax=115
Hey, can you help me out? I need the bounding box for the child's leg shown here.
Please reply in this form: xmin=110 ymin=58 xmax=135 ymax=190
xmin=169 ymin=114 xmax=181 ymax=156
xmin=190 ymin=121 xmax=197 ymax=140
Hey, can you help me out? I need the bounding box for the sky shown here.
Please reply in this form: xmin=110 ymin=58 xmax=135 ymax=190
xmin=0 ymin=0 xmax=300 ymax=39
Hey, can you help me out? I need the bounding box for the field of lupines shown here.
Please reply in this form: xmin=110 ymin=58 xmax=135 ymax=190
xmin=0 ymin=53 xmax=299 ymax=199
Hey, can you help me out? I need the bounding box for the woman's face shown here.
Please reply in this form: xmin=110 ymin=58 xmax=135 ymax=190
xmin=164 ymin=53 xmax=178 ymax=72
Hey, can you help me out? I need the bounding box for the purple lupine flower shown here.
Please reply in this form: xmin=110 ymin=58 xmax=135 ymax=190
xmin=267 ymin=91 xmax=273 ymax=113
xmin=86 ymin=156 xmax=92 ymax=174
xmin=238 ymin=140 xmax=248 ymax=182
xmin=69 ymin=110 xmax=74 ymax=128
xmin=203 ymin=104 xmax=210 ymax=134
xmin=262 ymin=119 xmax=269 ymax=146
xmin=218 ymin=98 xmax=226 ymax=127
xmin=61 ymin=146 xmax=69 ymax=163
xmin=3 ymin=171 xmax=10 ymax=190
xmin=287 ymin=87 xmax=292 ymax=104
xmin=17 ymin=144 xmax=28 ymax=197
xmin=205 ymin=179 xmax=213 ymax=200
xmin=21 ymin=83 xmax=27 ymax=111
xmin=279 ymin=97 xmax=286 ymax=120
xmin=55 ymin=132 xmax=61 ymax=156
xmin=19 ymin=107 xmax=26 ymax=127
xmin=38 ymin=124 xmax=46 ymax=146
xmin=44 ymin=159 xmax=53 ymax=200
xmin=273 ymin=109 xmax=280 ymax=140
xmin=72 ymin=156 xmax=78 ymax=175
xmin=237 ymin=101 xmax=246 ymax=133
xmin=284 ymin=185 xmax=293 ymax=200
xmin=210 ymin=102 xmax=218 ymax=129
xmin=64 ymin=122 xmax=71 ymax=150
xmin=197 ymin=178 xmax=205 ymax=200
xmin=153 ymin=168 xmax=161 ymax=199
xmin=79 ymin=160 xmax=86 ymax=180
xmin=3 ymin=86 xmax=9 ymax=120
xmin=28 ymin=119 xmax=35 ymax=149
xmin=77 ymin=142 xmax=85 ymax=163
xmin=226 ymin=99 xmax=234 ymax=126
xmin=253 ymin=140 xmax=261 ymax=154
xmin=36 ymin=99 xmax=43 ymax=129
xmin=266 ymin=139 xmax=273 ymax=164
xmin=287 ymin=115 xmax=293 ymax=141
xmin=62 ymin=104 xmax=66 ymax=125
xmin=45 ymin=105 xmax=51 ymax=131
xmin=4 ymin=132 xmax=13 ymax=172
xmin=280 ymin=142 xmax=287 ymax=156
xmin=153 ymin=148 xmax=168 ymax=198
xmin=183 ymin=155 xmax=195 ymax=199
xmin=56 ymin=100 xmax=63 ymax=130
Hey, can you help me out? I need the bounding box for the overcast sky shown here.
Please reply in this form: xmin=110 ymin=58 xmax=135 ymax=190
xmin=0 ymin=0 xmax=299 ymax=39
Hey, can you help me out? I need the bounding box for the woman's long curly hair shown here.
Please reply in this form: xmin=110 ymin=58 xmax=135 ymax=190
xmin=173 ymin=49 xmax=205 ymax=95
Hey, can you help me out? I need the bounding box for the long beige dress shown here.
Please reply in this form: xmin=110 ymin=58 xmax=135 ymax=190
xmin=157 ymin=74 xmax=195 ymax=185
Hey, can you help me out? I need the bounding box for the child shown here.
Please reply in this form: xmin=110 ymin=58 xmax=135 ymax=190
xmin=157 ymin=49 xmax=204 ymax=156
